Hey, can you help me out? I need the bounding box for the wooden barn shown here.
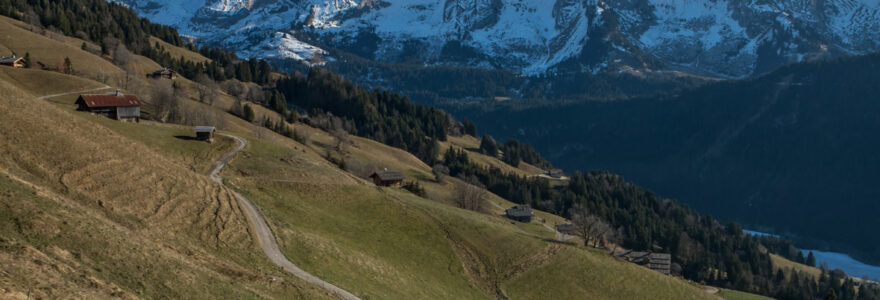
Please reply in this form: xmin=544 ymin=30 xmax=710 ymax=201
xmin=148 ymin=68 xmax=177 ymax=79
xmin=0 ymin=56 xmax=24 ymax=68
xmin=75 ymin=92 xmax=141 ymax=122
xmin=505 ymin=205 xmax=533 ymax=222
xmin=370 ymin=169 xmax=406 ymax=187
xmin=194 ymin=126 xmax=216 ymax=143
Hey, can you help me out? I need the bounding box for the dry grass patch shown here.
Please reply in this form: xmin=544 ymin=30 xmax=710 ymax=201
xmin=0 ymin=78 xmax=332 ymax=299
xmin=0 ymin=15 xmax=124 ymax=82
xmin=0 ymin=67 xmax=105 ymax=96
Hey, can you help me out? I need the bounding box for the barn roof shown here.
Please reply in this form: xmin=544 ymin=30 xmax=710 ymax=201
xmin=194 ymin=126 xmax=216 ymax=133
xmin=505 ymin=205 xmax=533 ymax=217
xmin=152 ymin=68 xmax=175 ymax=75
xmin=0 ymin=56 xmax=22 ymax=64
xmin=556 ymin=223 xmax=577 ymax=232
xmin=371 ymin=170 xmax=406 ymax=181
xmin=77 ymin=94 xmax=141 ymax=108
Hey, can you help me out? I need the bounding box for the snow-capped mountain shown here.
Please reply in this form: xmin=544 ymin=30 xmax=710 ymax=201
xmin=115 ymin=0 xmax=880 ymax=78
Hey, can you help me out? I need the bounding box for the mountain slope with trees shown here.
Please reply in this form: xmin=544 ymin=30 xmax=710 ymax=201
xmin=451 ymin=53 xmax=880 ymax=268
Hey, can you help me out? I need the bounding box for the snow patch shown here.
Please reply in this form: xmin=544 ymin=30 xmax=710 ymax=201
xmin=245 ymin=32 xmax=333 ymax=66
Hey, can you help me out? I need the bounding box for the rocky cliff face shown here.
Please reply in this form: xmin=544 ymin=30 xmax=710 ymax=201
xmin=116 ymin=0 xmax=880 ymax=78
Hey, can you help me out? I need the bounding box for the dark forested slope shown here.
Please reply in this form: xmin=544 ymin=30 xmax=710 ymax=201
xmin=451 ymin=54 xmax=880 ymax=264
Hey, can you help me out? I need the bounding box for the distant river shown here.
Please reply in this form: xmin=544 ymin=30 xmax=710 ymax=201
xmin=745 ymin=230 xmax=880 ymax=281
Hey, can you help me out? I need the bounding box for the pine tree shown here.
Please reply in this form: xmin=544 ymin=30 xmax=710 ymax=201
xmin=825 ymin=289 xmax=837 ymax=300
xmin=480 ymin=135 xmax=498 ymax=157
xmin=23 ymin=52 xmax=30 ymax=68
xmin=462 ymin=118 xmax=477 ymax=136
xmin=243 ymin=104 xmax=255 ymax=122
xmin=807 ymin=251 xmax=817 ymax=267
xmin=63 ymin=57 xmax=73 ymax=74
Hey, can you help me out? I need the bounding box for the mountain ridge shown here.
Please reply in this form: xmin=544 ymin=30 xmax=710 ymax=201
xmin=117 ymin=0 xmax=880 ymax=79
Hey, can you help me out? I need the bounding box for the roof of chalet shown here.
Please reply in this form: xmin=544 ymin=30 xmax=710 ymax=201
xmin=613 ymin=250 xmax=671 ymax=261
xmin=152 ymin=68 xmax=175 ymax=75
xmin=0 ymin=56 xmax=23 ymax=64
xmin=505 ymin=205 xmax=533 ymax=217
xmin=194 ymin=126 xmax=216 ymax=133
xmin=371 ymin=170 xmax=406 ymax=181
xmin=76 ymin=93 xmax=141 ymax=108
xmin=556 ymin=223 xmax=577 ymax=232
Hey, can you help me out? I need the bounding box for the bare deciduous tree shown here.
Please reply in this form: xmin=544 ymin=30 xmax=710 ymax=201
xmin=330 ymin=117 xmax=352 ymax=153
xmin=246 ymin=85 xmax=266 ymax=104
xmin=432 ymin=164 xmax=449 ymax=184
xmin=151 ymin=80 xmax=180 ymax=123
xmin=196 ymin=74 xmax=218 ymax=105
xmin=113 ymin=44 xmax=137 ymax=90
xmin=24 ymin=9 xmax=41 ymax=33
xmin=569 ymin=204 xmax=614 ymax=248
xmin=455 ymin=176 xmax=486 ymax=212
xmin=223 ymin=79 xmax=246 ymax=100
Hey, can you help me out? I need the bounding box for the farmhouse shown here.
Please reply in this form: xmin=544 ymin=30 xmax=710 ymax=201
xmin=612 ymin=250 xmax=672 ymax=275
xmin=195 ymin=126 xmax=216 ymax=143
xmin=370 ymin=169 xmax=406 ymax=187
xmin=0 ymin=56 xmax=24 ymax=68
xmin=75 ymin=91 xmax=141 ymax=122
xmin=148 ymin=68 xmax=177 ymax=79
xmin=548 ymin=169 xmax=564 ymax=179
xmin=505 ymin=205 xmax=533 ymax=222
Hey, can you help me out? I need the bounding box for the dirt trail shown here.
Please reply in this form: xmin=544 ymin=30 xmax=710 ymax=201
xmin=37 ymin=85 xmax=112 ymax=100
xmin=209 ymin=133 xmax=360 ymax=300
xmin=705 ymin=286 xmax=720 ymax=295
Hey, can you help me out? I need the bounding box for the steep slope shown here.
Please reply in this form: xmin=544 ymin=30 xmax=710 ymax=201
xmin=0 ymin=74 xmax=334 ymax=299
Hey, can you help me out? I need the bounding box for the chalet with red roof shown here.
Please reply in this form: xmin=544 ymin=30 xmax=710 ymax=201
xmin=75 ymin=91 xmax=142 ymax=122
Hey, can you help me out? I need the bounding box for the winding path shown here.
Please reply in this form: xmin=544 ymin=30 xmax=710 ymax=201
xmin=37 ymin=85 xmax=112 ymax=100
xmin=208 ymin=133 xmax=360 ymax=300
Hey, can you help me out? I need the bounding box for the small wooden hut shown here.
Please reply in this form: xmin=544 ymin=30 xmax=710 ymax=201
xmin=505 ymin=205 xmax=533 ymax=222
xmin=148 ymin=68 xmax=177 ymax=79
xmin=195 ymin=126 xmax=216 ymax=143
xmin=370 ymin=169 xmax=406 ymax=187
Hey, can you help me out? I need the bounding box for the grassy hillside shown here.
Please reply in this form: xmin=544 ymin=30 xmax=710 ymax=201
xmin=222 ymin=118 xmax=718 ymax=299
xmin=0 ymin=75 xmax=338 ymax=299
xmin=0 ymin=66 xmax=106 ymax=96
xmin=720 ymin=289 xmax=776 ymax=300
xmin=0 ymin=15 xmax=124 ymax=82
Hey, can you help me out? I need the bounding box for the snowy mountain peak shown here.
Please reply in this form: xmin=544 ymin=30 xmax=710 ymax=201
xmin=115 ymin=0 xmax=880 ymax=78
xmin=207 ymin=0 xmax=254 ymax=13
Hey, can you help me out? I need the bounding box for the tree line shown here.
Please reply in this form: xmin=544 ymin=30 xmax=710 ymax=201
xmin=276 ymin=68 xmax=450 ymax=164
